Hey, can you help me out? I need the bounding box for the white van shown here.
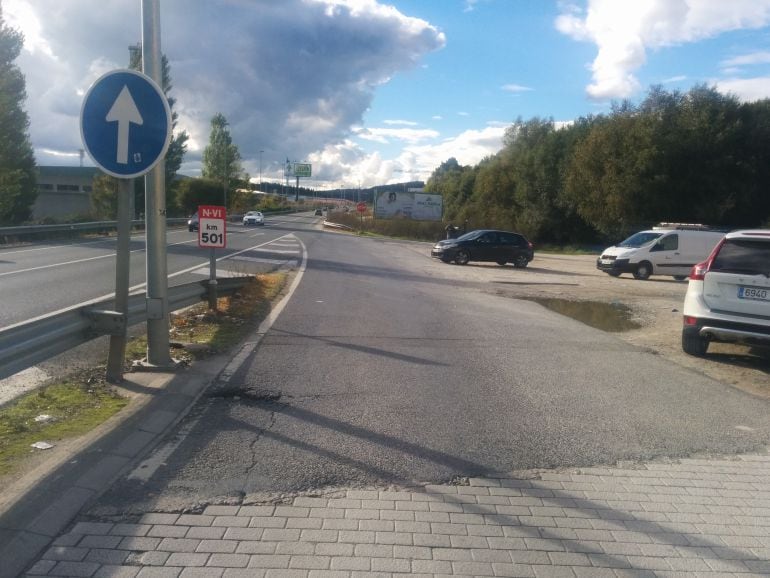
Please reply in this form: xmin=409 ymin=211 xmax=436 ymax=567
xmin=596 ymin=224 xmax=726 ymax=280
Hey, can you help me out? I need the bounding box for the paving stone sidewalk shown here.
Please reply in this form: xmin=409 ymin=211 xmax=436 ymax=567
xmin=24 ymin=452 xmax=770 ymax=577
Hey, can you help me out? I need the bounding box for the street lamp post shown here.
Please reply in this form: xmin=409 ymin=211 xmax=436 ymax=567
xmin=259 ymin=150 xmax=264 ymax=188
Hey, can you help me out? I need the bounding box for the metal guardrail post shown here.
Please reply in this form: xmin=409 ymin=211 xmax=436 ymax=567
xmin=0 ymin=277 xmax=252 ymax=382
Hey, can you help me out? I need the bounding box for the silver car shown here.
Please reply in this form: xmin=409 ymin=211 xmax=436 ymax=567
xmin=242 ymin=211 xmax=264 ymax=226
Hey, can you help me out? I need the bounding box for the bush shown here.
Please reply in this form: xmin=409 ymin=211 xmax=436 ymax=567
xmin=327 ymin=211 xmax=446 ymax=241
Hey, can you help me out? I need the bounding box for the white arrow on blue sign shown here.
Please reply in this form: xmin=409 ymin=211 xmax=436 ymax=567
xmin=80 ymin=69 xmax=172 ymax=179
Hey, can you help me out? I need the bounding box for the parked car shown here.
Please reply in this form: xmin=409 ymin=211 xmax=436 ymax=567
xmin=597 ymin=224 xmax=725 ymax=280
xmin=682 ymin=229 xmax=770 ymax=356
xmin=242 ymin=210 xmax=264 ymax=226
xmin=431 ymin=229 xmax=534 ymax=267
xmin=187 ymin=212 xmax=199 ymax=232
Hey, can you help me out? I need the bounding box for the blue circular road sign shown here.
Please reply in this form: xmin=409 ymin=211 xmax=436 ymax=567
xmin=80 ymin=69 xmax=172 ymax=179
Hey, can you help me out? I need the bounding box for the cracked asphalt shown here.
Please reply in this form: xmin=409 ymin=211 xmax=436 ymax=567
xmin=87 ymin=230 xmax=770 ymax=519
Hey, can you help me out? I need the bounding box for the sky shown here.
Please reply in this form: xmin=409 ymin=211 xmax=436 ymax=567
xmin=7 ymin=0 xmax=770 ymax=190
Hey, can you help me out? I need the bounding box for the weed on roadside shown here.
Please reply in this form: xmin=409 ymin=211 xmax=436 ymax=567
xmin=0 ymin=273 xmax=287 ymax=479
xmin=0 ymin=374 xmax=128 ymax=476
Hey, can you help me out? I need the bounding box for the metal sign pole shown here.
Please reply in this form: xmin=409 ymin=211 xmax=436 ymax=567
xmin=142 ymin=0 xmax=172 ymax=367
xmin=106 ymin=178 xmax=132 ymax=383
xmin=208 ymin=247 xmax=218 ymax=310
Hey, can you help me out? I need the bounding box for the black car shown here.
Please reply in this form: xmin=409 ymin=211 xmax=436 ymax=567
xmin=431 ymin=229 xmax=534 ymax=267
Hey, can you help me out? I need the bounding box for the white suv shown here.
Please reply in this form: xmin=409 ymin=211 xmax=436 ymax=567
xmin=682 ymin=230 xmax=770 ymax=356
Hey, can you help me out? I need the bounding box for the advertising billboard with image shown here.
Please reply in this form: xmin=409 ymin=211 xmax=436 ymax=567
xmin=374 ymin=191 xmax=442 ymax=221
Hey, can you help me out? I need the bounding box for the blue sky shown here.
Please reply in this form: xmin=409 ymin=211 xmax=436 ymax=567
xmin=8 ymin=0 xmax=770 ymax=189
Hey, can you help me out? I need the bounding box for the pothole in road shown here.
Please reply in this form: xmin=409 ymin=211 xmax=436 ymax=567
xmin=522 ymin=297 xmax=642 ymax=332
xmin=209 ymin=387 xmax=283 ymax=403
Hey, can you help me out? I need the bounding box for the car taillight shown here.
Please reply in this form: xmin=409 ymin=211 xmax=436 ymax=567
xmin=689 ymin=261 xmax=708 ymax=281
xmin=683 ymin=315 xmax=698 ymax=326
xmin=527 ymin=241 xmax=533 ymax=250
xmin=689 ymin=237 xmax=726 ymax=281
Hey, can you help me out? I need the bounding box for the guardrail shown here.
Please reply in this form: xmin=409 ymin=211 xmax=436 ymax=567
xmin=0 ymin=207 xmax=303 ymax=243
xmin=0 ymin=276 xmax=251 ymax=381
xmin=0 ymin=219 xmax=188 ymax=244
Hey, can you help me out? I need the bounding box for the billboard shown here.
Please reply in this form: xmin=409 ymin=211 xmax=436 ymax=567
xmin=294 ymin=163 xmax=312 ymax=178
xmin=374 ymin=191 xmax=442 ymax=221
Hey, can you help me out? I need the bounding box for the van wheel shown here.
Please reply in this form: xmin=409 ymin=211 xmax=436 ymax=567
xmin=682 ymin=329 xmax=709 ymax=356
xmin=633 ymin=261 xmax=652 ymax=280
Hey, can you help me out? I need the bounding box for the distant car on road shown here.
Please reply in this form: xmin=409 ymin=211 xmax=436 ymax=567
xmin=242 ymin=211 xmax=264 ymax=226
xmin=682 ymin=229 xmax=770 ymax=356
xmin=187 ymin=212 xmax=199 ymax=232
xmin=431 ymin=229 xmax=534 ymax=267
xmin=314 ymin=208 xmax=323 ymax=216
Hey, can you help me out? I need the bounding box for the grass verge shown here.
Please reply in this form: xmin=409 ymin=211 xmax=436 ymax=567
xmin=0 ymin=273 xmax=287 ymax=479
xmin=0 ymin=376 xmax=128 ymax=476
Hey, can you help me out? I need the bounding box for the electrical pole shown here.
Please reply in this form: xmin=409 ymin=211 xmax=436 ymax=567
xmin=259 ymin=150 xmax=264 ymax=189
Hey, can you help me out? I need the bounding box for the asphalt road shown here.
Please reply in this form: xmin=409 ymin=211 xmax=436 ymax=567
xmin=0 ymin=212 xmax=317 ymax=328
xmin=95 ymin=227 xmax=770 ymax=514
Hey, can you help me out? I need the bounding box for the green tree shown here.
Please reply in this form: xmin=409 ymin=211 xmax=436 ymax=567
xmin=128 ymin=46 xmax=189 ymax=215
xmin=175 ymin=177 xmax=226 ymax=214
xmin=90 ymin=173 xmax=118 ymax=219
xmin=0 ymin=4 xmax=36 ymax=224
xmin=201 ymin=113 xmax=246 ymax=208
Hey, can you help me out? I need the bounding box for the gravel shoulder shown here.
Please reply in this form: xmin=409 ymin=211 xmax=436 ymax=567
xmin=398 ymin=242 xmax=770 ymax=400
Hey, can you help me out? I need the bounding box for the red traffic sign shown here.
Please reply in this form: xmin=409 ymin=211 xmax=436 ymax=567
xmin=356 ymin=202 xmax=367 ymax=213
xmin=197 ymin=205 xmax=227 ymax=248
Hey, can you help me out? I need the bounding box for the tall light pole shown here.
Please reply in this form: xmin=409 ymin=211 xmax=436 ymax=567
xmin=223 ymin=147 xmax=228 ymax=209
xmin=259 ymin=150 xmax=264 ymax=189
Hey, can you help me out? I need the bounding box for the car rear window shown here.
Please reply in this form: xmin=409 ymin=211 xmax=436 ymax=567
xmin=712 ymin=239 xmax=770 ymax=275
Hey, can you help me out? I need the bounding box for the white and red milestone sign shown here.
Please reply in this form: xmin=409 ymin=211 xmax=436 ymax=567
xmin=197 ymin=205 xmax=227 ymax=248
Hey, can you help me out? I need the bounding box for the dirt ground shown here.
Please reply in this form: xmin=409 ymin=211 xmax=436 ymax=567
xmin=474 ymin=252 xmax=770 ymax=400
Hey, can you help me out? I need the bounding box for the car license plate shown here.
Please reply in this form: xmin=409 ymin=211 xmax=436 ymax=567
xmin=738 ymin=286 xmax=769 ymax=301
xmin=600 ymin=259 xmax=613 ymax=265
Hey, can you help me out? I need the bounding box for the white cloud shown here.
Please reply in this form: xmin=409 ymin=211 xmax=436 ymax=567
xmin=7 ymin=0 xmax=446 ymax=185
xmin=556 ymin=0 xmax=770 ymax=100
xmin=400 ymin=125 xmax=505 ymax=179
xmin=716 ymin=76 xmax=770 ymax=101
xmin=502 ymin=83 xmax=533 ymax=93
xmin=721 ymin=51 xmax=770 ymax=68
xmin=357 ymin=127 xmax=440 ymax=144
xmin=383 ymin=119 xmax=419 ymax=126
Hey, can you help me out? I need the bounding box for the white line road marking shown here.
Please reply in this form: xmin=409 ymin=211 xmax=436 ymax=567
xmin=127 ymin=411 xmax=202 ymax=482
xmin=2 ymin=233 xmax=298 ymax=331
xmin=128 ymin=235 xmax=308 ymax=483
xmin=0 ymin=237 xmax=197 ymax=278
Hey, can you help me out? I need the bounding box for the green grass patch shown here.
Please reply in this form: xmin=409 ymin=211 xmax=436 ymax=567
xmin=0 ymin=273 xmax=288 ymax=479
xmin=0 ymin=379 xmax=128 ymax=476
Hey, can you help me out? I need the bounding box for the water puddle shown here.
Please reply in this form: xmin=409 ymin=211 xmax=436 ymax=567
xmin=523 ymin=297 xmax=642 ymax=332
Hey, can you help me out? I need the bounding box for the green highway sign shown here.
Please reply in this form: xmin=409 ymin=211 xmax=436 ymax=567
xmin=294 ymin=163 xmax=311 ymax=178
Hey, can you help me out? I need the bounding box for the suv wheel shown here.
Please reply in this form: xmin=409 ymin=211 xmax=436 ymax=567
xmin=633 ymin=261 xmax=652 ymax=280
xmin=513 ymin=255 xmax=529 ymax=268
xmin=682 ymin=327 xmax=709 ymax=356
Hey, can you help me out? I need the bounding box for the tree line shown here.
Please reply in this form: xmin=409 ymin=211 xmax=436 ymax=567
xmin=426 ymin=84 xmax=770 ymax=244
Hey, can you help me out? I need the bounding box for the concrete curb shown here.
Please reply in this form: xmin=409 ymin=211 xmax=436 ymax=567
xmin=0 ymin=358 xmax=226 ymax=578
xmin=0 ymin=238 xmax=309 ymax=578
